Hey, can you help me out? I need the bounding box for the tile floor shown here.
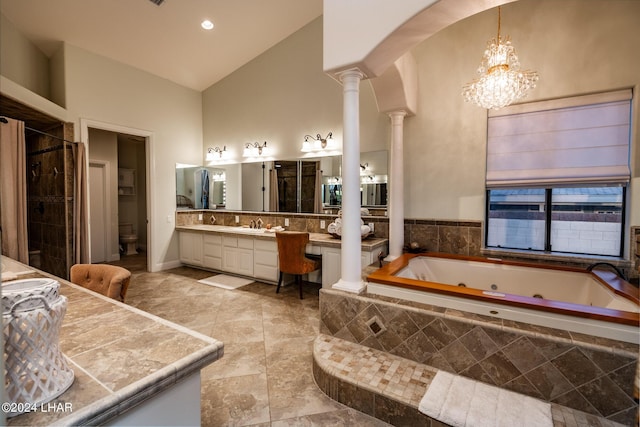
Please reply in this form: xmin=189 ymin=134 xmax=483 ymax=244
xmin=110 ymin=254 xmax=390 ymax=426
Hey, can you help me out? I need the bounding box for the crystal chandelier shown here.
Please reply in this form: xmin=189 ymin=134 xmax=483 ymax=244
xmin=462 ymin=7 xmax=539 ymax=110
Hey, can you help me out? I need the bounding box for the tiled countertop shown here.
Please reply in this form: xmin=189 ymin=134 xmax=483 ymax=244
xmin=176 ymin=224 xmax=389 ymax=251
xmin=3 ymin=264 xmax=223 ymax=426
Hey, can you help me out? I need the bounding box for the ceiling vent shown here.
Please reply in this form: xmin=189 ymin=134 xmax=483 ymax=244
xmin=148 ymin=0 xmax=165 ymax=5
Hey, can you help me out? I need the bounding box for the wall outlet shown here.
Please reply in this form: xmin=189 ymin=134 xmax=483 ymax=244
xmin=320 ymin=220 xmax=326 ymax=229
xmin=368 ymin=222 xmax=374 ymax=232
xmin=198 ymin=213 xmax=203 ymax=221
xmin=235 ymin=215 xmax=240 ymax=223
xmin=284 ymin=218 xmax=289 ymax=226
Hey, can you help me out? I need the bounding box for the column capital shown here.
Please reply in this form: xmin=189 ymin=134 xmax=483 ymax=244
xmin=337 ymin=68 xmax=366 ymax=84
xmin=388 ymin=110 xmax=408 ymax=119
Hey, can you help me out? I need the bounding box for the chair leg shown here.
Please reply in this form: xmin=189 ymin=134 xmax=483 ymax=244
xmin=276 ymin=271 xmax=283 ymax=294
xmin=297 ymin=275 xmax=303 ymax=299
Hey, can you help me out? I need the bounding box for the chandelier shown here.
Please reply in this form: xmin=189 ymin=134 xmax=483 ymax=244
xmin=462 ymin=7 xmax=539 ymax=110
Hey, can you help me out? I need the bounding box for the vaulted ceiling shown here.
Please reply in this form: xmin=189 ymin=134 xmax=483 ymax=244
xmin=1 ymin=0 xmax=323 ymax=92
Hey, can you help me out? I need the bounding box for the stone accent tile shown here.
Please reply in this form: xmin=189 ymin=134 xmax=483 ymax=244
xmin=525 ymin=362 xmax=574 ymax=401
xmin=504 ymin=375 xmax=544 ymax=400
xmin=384 ymin=309 xmax=420 ymax=343
xmin=458 ymin=327 xmax=499 ymax=361
xmin=441 ymin=318 xmax=475 ymax=337
xmin=408 ymin=223 xmax=438 ymax=252
xmin=438 ymin=225 xmax=469 ymax=254
xmin=440 ymin=340 xmax=476 ymax=373
xmin=478 ymin=351 xmax=521 ymax=386
xmin=461 ymin=363 xmax=496 ymax=385
xmin=373 ymin=394 xmax=431 ymax=426
xmin=422 ymin=318 xmax=457 ymax=350
xmin=468 ymin=226 xmax=483 ymax=256
xmin=425 ymin=353 xmax=454 ymax=373
xmin=551 ymin=348 xmax=603 ymax=387
xmin=407 ymin=309 xmax=438 ymax=327
xmin=609 ymin=362 xmax=637 ymax=399
xmin=501 ymin=337 xmax=547 ymax=374
xmin=481 ymin=326 xmax=520 ymax=347
xmin=527 ymin=335 xmax=573 ymax=361
xmin=580 ymin=347 xmax=636 ymax=374
xmin=578 ymin=376 xmax=635 ymax=417
xmin=552 ymin=389 xmax=600 ymax=417
xmin=404 ymin=330 xmax=439 ymax=364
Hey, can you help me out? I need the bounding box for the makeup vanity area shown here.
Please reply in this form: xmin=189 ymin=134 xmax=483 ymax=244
xmin=175 ymin=151 xmax=390 ymax=286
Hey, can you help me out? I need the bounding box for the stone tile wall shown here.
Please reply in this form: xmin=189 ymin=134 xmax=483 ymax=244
xmin=319 ymin=289 xmax=639 ymax=425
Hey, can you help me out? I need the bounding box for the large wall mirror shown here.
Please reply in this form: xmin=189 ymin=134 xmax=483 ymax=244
xmin=176 ymin=164 xmax=227 ymax=209
xmin=175 ymin=150 xmax=388 ymax=212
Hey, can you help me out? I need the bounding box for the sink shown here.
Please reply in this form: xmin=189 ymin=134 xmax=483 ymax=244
xmin=231 ymin=227 xmax=266 ymax=234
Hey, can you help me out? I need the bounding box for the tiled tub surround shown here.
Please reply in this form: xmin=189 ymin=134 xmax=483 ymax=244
xmin=3 ymin=262 xmax=223 ymax=426
xmin=318 ymin=289 xmax=639 ymax=425
xmin=367 ymin=253 xmax=639 ymax=344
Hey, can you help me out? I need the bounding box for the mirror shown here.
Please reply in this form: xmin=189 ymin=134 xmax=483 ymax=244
xmin=176 ymin=164 xmax=226 ymax=209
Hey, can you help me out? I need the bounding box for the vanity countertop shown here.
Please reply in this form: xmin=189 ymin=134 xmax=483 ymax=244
xmin=2 ymin=258 xmax=223 ymax=426
xmin=175 ymin=224 xmax=388 ymax=251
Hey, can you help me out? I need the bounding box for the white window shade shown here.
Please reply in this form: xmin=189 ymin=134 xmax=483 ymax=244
xmin=486 ymin=90 xmax=632 ymax=188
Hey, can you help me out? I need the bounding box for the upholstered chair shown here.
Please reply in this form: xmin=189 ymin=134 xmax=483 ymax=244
xmin=70 ymin=264 xmax=132 ymax=302
xmin=275 ymin=231 xmax=321 ymax=299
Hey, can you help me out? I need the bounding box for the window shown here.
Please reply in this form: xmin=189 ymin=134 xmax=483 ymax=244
xmin=487 ymin=186 xmax=624 ymax=256
xmin=485 ymin=90 xmax=631 ymax=257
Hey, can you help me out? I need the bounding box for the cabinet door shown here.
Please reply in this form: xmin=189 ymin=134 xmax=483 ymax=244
xmin=203 ymin=234 xmax=222 ymax=270
xmin=321 ymin=247 xmax=341 ymax=288
xmin=237 ymin=248 xmax=254 ymax=276
xmin=222 ymin=247 xmax=239 ymax=273
xmin=179 ymin=232 xmax=203 ymax=266
xmin=254 ymin=240 xmax=278 ymax=282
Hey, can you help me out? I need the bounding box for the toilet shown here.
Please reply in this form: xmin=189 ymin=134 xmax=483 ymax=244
xmin=119 ymin=223 xmax=138 ymax=256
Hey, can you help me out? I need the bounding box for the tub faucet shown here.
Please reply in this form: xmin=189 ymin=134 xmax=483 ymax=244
xmin=586 ymin=262 xmax=627 ymax=281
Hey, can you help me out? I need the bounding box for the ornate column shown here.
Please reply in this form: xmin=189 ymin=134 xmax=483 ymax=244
xmin=332 ymin=69 xmax=366 ymax=294
xmin=386 ymin=111 xmax=406 ymax=261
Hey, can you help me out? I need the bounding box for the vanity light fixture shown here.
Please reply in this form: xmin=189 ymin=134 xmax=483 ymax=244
xmin=243 ymin=141 xmax=268 ymax=158
xmin=206 ymin=146 xmax=226 ymax=161
xmin=360 ymin=163 xmax=369 ymax=174
xmin=302 ymin=132 xmax=337 ymax=153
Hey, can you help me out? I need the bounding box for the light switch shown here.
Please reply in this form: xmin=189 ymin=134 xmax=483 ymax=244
xmin=320 ymin=220 xmax=326 ymax=229
xmin=284 ymin=218 xmax=289 ymax=226
xmin=198 ymin=213 xmax=203 ymax=221
xmin=235 ymin=215 xmax=240 ymax=223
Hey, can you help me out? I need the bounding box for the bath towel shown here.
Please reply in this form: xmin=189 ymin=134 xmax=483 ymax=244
xmin=419 ymin=371 xmax=552 ymax=427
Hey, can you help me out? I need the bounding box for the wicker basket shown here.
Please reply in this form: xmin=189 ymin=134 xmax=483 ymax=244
xmin=2 ymin=278 xmax=74 ymax=417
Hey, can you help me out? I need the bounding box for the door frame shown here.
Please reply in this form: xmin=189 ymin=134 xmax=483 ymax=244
xmin=88 ymin=160 xmax=111 ymax=262
xmin=80 ymin=118 xmax=154 ymax=271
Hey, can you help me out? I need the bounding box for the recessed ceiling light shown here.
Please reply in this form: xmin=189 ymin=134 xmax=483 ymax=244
xmin=201 ymin=20 xmax=214 ymax=30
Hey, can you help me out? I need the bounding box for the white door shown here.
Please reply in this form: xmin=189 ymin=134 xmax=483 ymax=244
xmin=89 ymin=162 xmax=108 ymax=263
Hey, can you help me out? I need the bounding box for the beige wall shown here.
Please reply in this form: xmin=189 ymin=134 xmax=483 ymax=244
xmin=405 ymin=0 xmax=640 ymax=222
xmin=202 ymin=17 xmax=389 ymax=164
xmin=0 ymin=14 xmax=50 ymax=99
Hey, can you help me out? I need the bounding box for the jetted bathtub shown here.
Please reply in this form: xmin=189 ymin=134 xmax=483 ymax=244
xmin=367 ymin=252 xmax=640 ymax=344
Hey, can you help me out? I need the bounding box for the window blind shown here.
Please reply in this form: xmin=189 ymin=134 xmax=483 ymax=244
xmin=486 ymin=89 xmax=632 ymax=188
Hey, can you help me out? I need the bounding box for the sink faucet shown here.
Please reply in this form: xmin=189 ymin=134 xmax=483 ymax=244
xmin=249 ymin=219 xmax=256 ymax=229
xmin=255 ymin=217 xmax=263 ymax=229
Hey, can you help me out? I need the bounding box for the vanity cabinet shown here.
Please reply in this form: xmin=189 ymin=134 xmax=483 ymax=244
xmin=179 ymin=231 xmax=203 ymax=266
xmin=203 ymin=234 xmax=222 ymax=270
xmin=222 ymin=236 xmax=254 ymax=276
xmin=320 ymin=246 xmax=383 ymax=288
xmin=254 ymin=239 xmax=279 ymax=282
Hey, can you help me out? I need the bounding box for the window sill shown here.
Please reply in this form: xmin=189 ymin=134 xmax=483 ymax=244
xmin=481 ymin=247 xmax=632 ymax=270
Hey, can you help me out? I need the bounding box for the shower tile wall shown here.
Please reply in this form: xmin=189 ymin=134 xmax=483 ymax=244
xmin=318 ymin=289 xmax=638 ymax=425
xmin=26 ymin=123 xmax=74 ymax=279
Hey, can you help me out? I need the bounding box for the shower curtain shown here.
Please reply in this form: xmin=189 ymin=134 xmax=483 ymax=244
xmin=0 ymin=117 xmax=29 ymax=263
xmin=73 ymin=142 xmax=89 ymax=264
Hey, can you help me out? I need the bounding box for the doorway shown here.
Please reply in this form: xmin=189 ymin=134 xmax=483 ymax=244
xmin=82 ymin=119 xmax=152 ymax=271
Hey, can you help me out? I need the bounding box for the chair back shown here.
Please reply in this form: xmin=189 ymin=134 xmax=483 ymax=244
xmin=70 ymin=264 xmax=131 ymax=302
xmin=275 ymin=231 xmax=312 ymax=275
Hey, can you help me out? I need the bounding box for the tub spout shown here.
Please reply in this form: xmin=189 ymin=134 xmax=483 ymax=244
xmin=586 ymin=262 xmax=627 ymax=281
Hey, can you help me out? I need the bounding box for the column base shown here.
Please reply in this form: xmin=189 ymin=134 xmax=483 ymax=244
xmin=384 ymin=253 xmax=401 ymax=262
xmin=332 ymin=279 xmax=366 ymax=294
